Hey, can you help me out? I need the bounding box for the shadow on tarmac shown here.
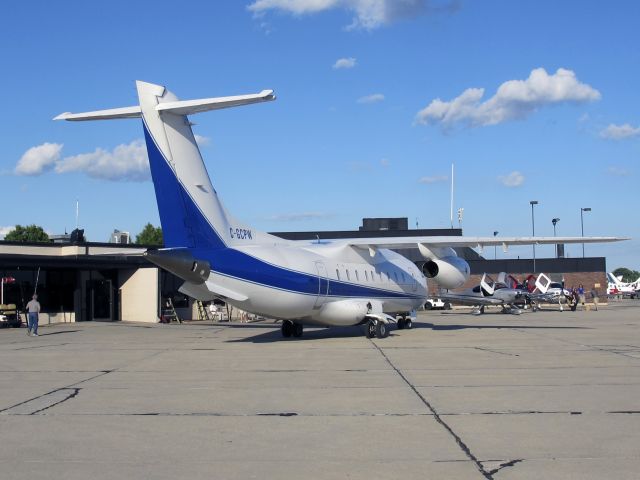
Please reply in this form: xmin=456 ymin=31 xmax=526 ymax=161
xmin=226 ymin=322 xmax=588 ymax=343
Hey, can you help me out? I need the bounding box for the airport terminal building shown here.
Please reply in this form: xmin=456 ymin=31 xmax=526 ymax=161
xmin=0 ymin=218 xmax=609 ymax=325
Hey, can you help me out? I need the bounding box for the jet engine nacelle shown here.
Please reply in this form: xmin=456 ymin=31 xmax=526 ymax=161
xmin=422 ymin=256 xmax=470 ymax=289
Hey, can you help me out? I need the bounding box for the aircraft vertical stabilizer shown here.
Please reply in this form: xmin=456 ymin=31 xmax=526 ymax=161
xmin=55 ymin=81 xmax=277 ymax=250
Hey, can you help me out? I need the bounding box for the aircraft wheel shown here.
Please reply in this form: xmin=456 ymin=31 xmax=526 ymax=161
xmin=281 ymin=320 xmax=293 ymax=338
xmin=366 ymin=321 xmax=376 ymax=339
xmin=397 ymin=318 xmax=406 ymax=330
xmin=405 ymin=318 xmax=413 ymax=329
xmin=375 ymin=322 xmax=389 ymax=339
xmin=293 ymin=322 xmax=303 ymax=338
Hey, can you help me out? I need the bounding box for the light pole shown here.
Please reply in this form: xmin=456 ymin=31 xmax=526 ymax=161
xmin=552 ymin=218 xmax=560 ymax=258
xmin=530 ymin=201 xmax=538 ymax=272
xmin=581 ymin=207 xmax=591 ymax=257
xmin=493 ymin=231 xmax=498 ymax=260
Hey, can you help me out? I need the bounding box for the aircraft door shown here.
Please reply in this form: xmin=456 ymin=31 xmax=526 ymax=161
xmin=480 ymin=274 xmax=495 ymax=296
xmin=314 ymin=262 xmax=329 ymax=307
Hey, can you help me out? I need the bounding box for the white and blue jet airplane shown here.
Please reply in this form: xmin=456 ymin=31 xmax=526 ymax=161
xmin=55 ymin=81 xmax=626 ymax=339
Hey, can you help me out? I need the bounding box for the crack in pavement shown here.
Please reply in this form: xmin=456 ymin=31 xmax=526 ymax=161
xmin=369 ymin=340 xmax=496 ymax=479
xmin=13 ymin=343 xmax=70 ymax=351
xmin=473 ymin=347 xmax=520 ymax=357
xmin=0 ymin=370 xmax=113 ymax=415
xmin=486 ymin=459 xmax=524 ymax=476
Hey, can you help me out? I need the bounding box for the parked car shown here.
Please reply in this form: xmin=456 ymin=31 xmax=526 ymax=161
xmin=424 ymin=298 xmax=452 ymax=310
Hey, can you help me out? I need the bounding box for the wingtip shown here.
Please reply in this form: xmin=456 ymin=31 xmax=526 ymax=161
xmin=53 ymin=112 xmax=71 ymax=121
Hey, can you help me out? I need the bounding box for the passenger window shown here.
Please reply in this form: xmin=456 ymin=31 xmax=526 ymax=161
xmin=355 ymin=270 xmax=359 ymax=281
xmin=336 ymin=269 xmax=340 ymax=280
xmin=346 ymin=270 xmax=350 ymax=281
xmin=394 ymin=272 xmax=398 ymax=282
xmin=365 ymin=271 xmax=369 ymax=281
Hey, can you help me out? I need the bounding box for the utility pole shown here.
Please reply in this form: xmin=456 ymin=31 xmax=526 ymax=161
xmin=552 ymin=218 xmax=560 ymax=258
xmin=581 ymin=207 xmax=591 ymax=257
xmin=530 ymin=200 xmax=538 ymax=272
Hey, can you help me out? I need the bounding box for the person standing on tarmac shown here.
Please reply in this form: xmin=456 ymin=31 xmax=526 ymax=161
xmin=578 ymin=284 xmax=586 ymax=311
xmin=590 ymin=286 xmax=599 ymax=311
xmin=26 ymin=294 xmax=40 ymax=336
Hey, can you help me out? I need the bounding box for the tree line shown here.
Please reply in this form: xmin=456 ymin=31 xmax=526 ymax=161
xmin=2 ymin=223 xmax=163 ymax=245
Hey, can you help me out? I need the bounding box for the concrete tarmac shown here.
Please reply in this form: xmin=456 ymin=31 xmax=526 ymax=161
xmin=1 ymin=301 xmax=639 ymax=479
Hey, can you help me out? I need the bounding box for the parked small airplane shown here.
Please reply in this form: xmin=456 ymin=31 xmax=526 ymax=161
xmin=606 ymin=272 xmax=639 ymax=298
xmin=437 ymin=272 xmax=570 ymax=314
xmin=437 ymin=273 xmax=530 ymax=315
xmin=55 ymin=81 xmax=627 ymax=338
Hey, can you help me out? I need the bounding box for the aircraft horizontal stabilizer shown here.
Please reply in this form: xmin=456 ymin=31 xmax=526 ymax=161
xmin=156 ymin=90 xmax=275 ymax=116
xmin=54 ymin=89 xmax=275 ymax=122
xmin=53 ymin=106 xmax=142 ymax=121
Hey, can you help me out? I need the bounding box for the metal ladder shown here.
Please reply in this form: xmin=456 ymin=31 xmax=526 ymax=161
xmin=195 ymin=301 xmax=211 ymax=321
xmin=161 ymin=298 xmax=181 ymax=324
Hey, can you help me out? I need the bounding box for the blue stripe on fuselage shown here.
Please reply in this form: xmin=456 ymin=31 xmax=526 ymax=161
xmin=193 ymin=246 xmax=423 ymax=300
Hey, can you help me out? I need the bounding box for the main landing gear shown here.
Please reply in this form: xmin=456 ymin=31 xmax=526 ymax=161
xmin=396 ymin=316 xmax=413 ymax=330
xmin=365 ymin=319 xmax=389 ymax=339
xmin=281 ymin=320 xmax=303 ymax=338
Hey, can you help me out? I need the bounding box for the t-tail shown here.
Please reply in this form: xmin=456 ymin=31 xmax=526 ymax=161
xmin=54 ymin=81 xmax=276 ymax=250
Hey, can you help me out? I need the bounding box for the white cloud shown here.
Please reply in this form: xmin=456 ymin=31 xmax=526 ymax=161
xmin=415 ymin=68 xmax=601 ymax=129
xmin=358 ymin=93 xmax=385 ymax=104
xmin=607 ymin=166 xmax=631 ymax=177
xmin=498 ymin=171 xmax=525 ymax=187
xmin=418 ymin=175 xmax=448 ymax=184
xmin=333 ymin=57 xmax=356 ymax=69
xmin=0 ymin=226 xmax=15 ymax=239
xmin=15 ymin=142 xmax=63 ymax=176
xmin=55 ymin=140 xmax=150 ymax=182
xmin=599 ymin=123 xmax=640 ymax=140
xmin=267 ymin=212 xmax=334 ymax=222
xmin=247 ymin=0 xmax=456 ymax=30
xmin=194 ymin=134 xmax=211 ymax=146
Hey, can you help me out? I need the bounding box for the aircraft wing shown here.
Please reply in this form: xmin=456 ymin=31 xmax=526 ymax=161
xmin=335 ymin=235 xmax=626 ymax=250
xmin=295 ymin=235 xmax=627 ymax=258
xmin=437 ymin=293 xmax=504 ymax=306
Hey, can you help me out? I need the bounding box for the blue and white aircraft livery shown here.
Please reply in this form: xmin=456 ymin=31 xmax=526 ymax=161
xmin=56 ymin=81 xmax=626 ymax=339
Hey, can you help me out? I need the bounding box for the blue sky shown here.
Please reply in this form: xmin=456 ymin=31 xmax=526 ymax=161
xmin=2 ymin=0 xmax=638 ymax=269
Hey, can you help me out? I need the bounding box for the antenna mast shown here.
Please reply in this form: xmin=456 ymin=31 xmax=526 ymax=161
xmin=450 ymin=163 xmax=454 ymax=229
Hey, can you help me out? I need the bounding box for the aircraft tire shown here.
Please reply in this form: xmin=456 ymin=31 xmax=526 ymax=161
xmin=366 ymin=321 xmax=376 ymax=338
xmin=375 ymin=322 xmax=389 ymax=339
xmin=293 ymin=323 xmax=303 ymax=338
xmin=405 ymin=318 xmax=413 ymax=329
xmin=397 ymin=318 xmax=406 ymax=329
xmin=281 ymin=321 xmax=293 ymax=338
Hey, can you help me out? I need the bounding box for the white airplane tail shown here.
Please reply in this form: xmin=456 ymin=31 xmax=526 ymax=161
xmin=534 ymin=273 xmax=553 ymax=293
xmin=55 ymin=81 xmax=276 ymax=249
